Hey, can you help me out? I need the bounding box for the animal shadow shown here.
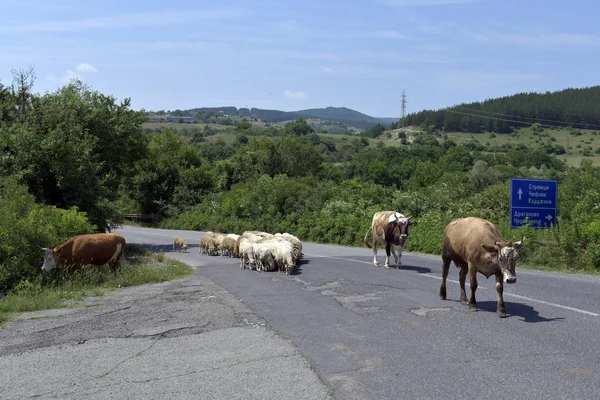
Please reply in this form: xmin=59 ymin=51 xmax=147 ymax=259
xmin=475 ymin=301 xmax=565 ymax=323
xmin=398 ymin=264 xmax=432 ymax=274
xmin=129 ymin=244 xmax=179 ymax=254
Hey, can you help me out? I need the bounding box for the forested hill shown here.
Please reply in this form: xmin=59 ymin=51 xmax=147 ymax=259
xmin=182 ymin=106 xmax=389 ymax=129
xmin=403 ymin=86 xmax=600 ymax=133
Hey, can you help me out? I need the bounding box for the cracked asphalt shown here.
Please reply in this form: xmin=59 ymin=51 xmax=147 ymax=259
xmin=0 ymin=269 xmax=330 ymax=399
xmin=3 ymin=225 xmax=600 ymax=399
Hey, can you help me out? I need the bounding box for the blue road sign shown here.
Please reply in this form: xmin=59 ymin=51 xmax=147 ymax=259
xmin=510 ymin=178 xmax=558 ymax=228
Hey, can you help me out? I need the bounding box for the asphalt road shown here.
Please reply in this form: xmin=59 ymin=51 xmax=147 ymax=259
xmin=3 ymin=225 xmax=599 ymax=399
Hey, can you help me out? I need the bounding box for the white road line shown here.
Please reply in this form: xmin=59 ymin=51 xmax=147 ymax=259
xmin=309 ymin=254 xmax=599 ymax=317
xmin=421 ymin=273 xmax=488 ymax=288
xmin=305 ymin=253 xmax=373 ymax=265
xmin=503 ymin=293 xmax=599 ymax=317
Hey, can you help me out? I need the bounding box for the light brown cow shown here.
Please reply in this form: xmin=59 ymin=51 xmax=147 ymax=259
xmin=439 ymin=217 xmax=524 ymax=318
xmin=173 ymin=237 xmax=188 ymax=252
xmin=41 ymin=233 xmax=126 ymax=272
xmin=363 ymin=211 xmax=414 ymax=269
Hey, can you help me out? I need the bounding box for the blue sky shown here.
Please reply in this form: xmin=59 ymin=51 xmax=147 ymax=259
xmin=1 ymin=0 xmax=599 ymax=118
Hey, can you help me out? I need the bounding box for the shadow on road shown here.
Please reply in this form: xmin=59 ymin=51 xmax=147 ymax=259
xmin=475 ymin=301 xmax=566 ymax=323
xmin=399 ymin=264 xmax=432 ymax=274
xmin=130 ymin=243 xmax=201 ymax=254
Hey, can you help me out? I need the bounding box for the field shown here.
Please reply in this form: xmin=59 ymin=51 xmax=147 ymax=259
xmin=143 ymin=119 xmax=600 ymax=167
xmin=440 ymin=127 xmax=600 ymax=166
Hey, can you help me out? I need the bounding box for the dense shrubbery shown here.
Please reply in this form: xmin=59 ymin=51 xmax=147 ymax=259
xmin=0 ymin=176 xmax=94 ymax=292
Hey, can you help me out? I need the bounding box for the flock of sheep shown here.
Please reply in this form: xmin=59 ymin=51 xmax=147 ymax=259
xmin=174 ymin=231 xmax=303 ymax=275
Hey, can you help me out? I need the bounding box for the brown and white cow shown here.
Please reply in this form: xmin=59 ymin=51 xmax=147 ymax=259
xmin=363 ymin=211 xmax=414 ymax=269
xmin=439 ymin=217 xmax=524 ymax=318
xmin=173 ymin=237 xmax=188 ymax=252
xmin=41 ymin=233 xmax=126 ymax=272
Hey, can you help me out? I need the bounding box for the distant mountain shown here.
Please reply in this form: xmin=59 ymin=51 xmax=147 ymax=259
xmin=181 ymin=106 xmax=396 ymax=129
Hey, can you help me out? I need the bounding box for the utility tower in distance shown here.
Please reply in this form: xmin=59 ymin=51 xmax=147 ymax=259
xmin=400 ymin=90 xmax=408 ymax=128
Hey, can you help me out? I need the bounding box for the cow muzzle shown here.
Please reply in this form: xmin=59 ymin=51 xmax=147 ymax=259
xmin=504 ymin=275 xmax=517 ymax=284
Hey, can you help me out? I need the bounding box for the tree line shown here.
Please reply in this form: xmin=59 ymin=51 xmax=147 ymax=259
xmin=400 ymin=86 xmax=600 ymax=133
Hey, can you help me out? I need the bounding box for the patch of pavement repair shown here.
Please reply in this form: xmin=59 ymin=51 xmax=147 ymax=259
xmin=410 ymin=307 xmax=451 ymax=317
xmin=0 ymin=273 xmax=331 ymax=399
xmin=294 ymin=278 xmax=383 ymax=314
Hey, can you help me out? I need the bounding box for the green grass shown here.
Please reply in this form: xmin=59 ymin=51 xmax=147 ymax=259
xmin=0 ymin=248 xmax=194 ymax=325
xmin=441 ymin=127 xmax=600 ymax=166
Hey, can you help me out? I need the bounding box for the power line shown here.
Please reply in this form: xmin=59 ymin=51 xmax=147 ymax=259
xmin=452 ymin=106 xmax=600 ymax=129
xmin=442 ymin=109 xmax=562 ymax=129
xmin=442 ymin=109 xmax=600 ymax=130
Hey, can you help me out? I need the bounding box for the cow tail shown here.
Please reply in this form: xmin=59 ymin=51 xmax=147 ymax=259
xmin=363 ymin=225 xmax=373 ymax=248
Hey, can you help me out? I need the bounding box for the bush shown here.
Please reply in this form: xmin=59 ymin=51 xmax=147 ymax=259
xmin=0 ymin=176 xmax=94 ymax=293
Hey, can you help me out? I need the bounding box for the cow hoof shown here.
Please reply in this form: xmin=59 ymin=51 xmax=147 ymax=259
xmin=384 ymin=264 xmax=391 ymax=269
xmin=469 ymin=305 xmax=477 ymax=312
xmin=497 ymin=310 xmax=507 ymax=318
xmin=374 ymin=263 xmax=381 ymax=267
xmin=396 ymin=264 xmax=403 ymax=269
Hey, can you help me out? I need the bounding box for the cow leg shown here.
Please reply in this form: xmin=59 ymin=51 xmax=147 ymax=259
xmin=439 ymin=255 xmax=451 ymax=300
xmin=393 ymin=245 xmax=403 ymax=269
xmin=372 ymin=243 xmax=380 ymax=267
xmin=459 ymin=266 xmax=469 ymax=305
xmin=468 ymin=263 xmax=478 ymax=311
xmin=384 ymin=242 xmax=392 ymax=269
xmin=496 ymin=274 xmax=506 ymax=318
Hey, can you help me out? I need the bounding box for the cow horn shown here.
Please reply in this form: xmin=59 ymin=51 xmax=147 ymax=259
xmin=41 ymin=247 xmax=48 ymax=251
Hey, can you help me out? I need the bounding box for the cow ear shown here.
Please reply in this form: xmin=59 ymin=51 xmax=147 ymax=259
xmin=481 ymin=244 xmax=497 ymax=253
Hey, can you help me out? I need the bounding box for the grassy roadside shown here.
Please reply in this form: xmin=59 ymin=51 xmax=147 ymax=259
xmin=0 ymin=246 xmax=194 ymax=326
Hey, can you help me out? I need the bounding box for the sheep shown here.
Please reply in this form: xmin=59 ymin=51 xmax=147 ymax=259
xmin=254 ymin=243 xmax=276 ymax=272
xmin=221 ymin=236 xmax=238 ymax=258
xmin=259 ymin=238 xmax=295 ymax=275
xmin=173 ymin=237 xmax=188 ymax=252
xmin=238 ymin=238 xmax=255 ymax=269
xmin=272 ymin=240 xmax=296 ymax=275
xmin=200 ymin=234 xmax=217 ymax=256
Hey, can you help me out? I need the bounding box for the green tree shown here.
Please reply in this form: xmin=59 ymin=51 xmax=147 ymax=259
xmin=284 ymin=118 xmax=314 ymax=136
xmin=131 ymin=129 xmax=207 ymax=216
xmin=0 ymin=80 xmax=147 ymax=231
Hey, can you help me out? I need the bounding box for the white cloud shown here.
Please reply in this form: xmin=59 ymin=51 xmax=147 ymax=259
xmin=48 ymin=69 xmax=82 ymax=84
xmin=48 ymin=63 xmax=98 ymax=84
xmin=76 ymin=63 xmax=97 ymax=72
xmin=284 ymin=90 xmax=307 ymax=99
xmin=379 ymin=0 xmax=478 ymax=6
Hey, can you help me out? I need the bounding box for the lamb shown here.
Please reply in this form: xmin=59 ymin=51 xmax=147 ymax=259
xmin=173 ymin=237 xmax=188 ymax=252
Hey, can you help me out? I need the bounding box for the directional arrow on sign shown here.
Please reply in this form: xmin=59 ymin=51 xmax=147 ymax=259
xmin=546 ymin=215 xmax=553 ymax=221
xmin=518 ymin=188 xmax=523 ymax=200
